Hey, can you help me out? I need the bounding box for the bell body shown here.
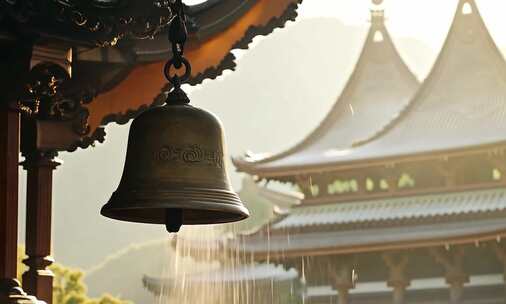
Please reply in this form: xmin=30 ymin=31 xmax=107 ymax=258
xmin=101 ymin=102 xmax=249 ymax=227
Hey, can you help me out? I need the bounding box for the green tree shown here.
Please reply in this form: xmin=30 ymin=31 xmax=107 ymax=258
xmin=17 ymin=246 xmax=132 ymax=304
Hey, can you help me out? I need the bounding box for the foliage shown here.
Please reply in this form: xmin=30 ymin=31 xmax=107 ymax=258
xmin=17 ymin=246 xmax=132 ymax=304
xmin=17 ymin=245 xmax=25 ymax=282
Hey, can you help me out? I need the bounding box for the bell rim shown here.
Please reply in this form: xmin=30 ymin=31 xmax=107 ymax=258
xmin=100 ymin=199 xmax=250 ymax=225
xmin=101 ymin=187 xmax=249 ymax=225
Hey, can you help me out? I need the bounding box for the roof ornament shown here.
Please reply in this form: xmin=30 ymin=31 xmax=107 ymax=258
xmin=370 ymin=0 xmax=385 ymax=28
xmin=100 ymin=0 xmax=250 ymax=233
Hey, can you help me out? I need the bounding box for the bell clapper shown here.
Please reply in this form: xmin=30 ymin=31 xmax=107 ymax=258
xmin=165 ymin=209 xmax=183 ymax=233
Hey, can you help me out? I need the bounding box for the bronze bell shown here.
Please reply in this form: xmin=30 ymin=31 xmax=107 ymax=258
xmin=101 ymin=88 xmax=249 ymax=232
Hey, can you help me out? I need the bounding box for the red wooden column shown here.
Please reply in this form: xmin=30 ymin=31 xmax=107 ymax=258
xmin=22 ymin=141 xmax=59 ymax=304
xmin=0 ymin=103 xmax=39 ymax=304
xmin=21 ymin=151 xmax=59 ymax=304
xmin=0 ymin=38 xmax=39 ymax=304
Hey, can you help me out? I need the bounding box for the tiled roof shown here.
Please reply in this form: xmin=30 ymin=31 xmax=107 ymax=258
xmin=272 ymin=188 xmax=506 ymax=230
xmin=142 ymin=264 xmax=298 ymax=291
xmin=238 ymin=217 xmax=506 ymax=255
xmin=233 ymin=9 xmax=419 ymax=174
xmin=234 ymin=0 xmax=506 ymax=177
xmin=176 ymin=188 xmax=506 ymax=256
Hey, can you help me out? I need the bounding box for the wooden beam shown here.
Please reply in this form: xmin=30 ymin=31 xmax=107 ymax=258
xmin=302 ymin=180 xmax=506 ymax=205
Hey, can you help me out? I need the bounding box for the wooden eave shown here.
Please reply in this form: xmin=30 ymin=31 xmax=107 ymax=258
xmin=248 ymin=228 xmax=506 ymax=261
xmin=82 ymin=0 xmax=301 ymax=144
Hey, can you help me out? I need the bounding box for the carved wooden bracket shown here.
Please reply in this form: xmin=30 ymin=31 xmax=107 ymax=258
xmin=429 ymin=246 xmax=469 ymax=304
xmin=18 ymin=62 xmax=105 ymax=152
xmin=491 ymin=242 xmax=506 ymax=280
xmin=383 ymin=251 xmax=410 ymax=304
xmin=383 ymin=251 xmax=410 ymax=288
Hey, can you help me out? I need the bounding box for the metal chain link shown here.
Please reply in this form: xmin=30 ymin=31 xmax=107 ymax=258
xmin=164 ymin=0 xmax=190 ymax=88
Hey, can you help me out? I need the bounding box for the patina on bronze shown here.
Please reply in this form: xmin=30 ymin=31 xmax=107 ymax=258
xmin=101 ymin=84 xmax=249 ymax=232
xmin=101 ymin=2 xmax=249 ymax=232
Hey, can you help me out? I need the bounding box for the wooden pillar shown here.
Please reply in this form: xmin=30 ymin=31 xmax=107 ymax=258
xmin=329 ymin=255 xmax=356 ymax=304
xmin=437 ymin=159 xmax=456 ymax=188
xmin=491 ymin=242 xmax=506 ymax=302
xmin=383 ymin=251 xmax=410 ymax=304
xmin=0 ymin=37 xmax=40 ymax=304
xmin=21 ymin=151 xmax=60 ymax=304
xmin=0 ymin=103 xmax=39 ymax=304
xmin=430 ymin=246 xmax=469 ymax=304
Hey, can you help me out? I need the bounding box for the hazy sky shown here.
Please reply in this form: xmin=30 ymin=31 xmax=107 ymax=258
xmin=183 ymin=1 xmax=506 ymax=48
xmin=295 ymin=0 xmax=506 ymax=50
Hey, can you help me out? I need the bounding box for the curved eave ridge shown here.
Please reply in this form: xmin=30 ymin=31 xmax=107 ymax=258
xmin=233 ymin=10 xmax=420 ymax=175
xmin=336 ymin=0 xmax=506 ymax=162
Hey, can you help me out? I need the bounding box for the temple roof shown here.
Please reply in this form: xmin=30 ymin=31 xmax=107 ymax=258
xmin=233 ymin=8 xmax=419 ymax=175
xmin=176 ymin=187 xmax=506 ymax=259
xmin=271 ymin=188 xmax=506 ymax=231
xmin=242 ymin=215 xmax=506 ymax=259
xmin=235 ymin=0 xmax=506 ymax=177
xmin=215 ymin=187 xmax=506 ymax=258
xmin=142 ymin=264 xmax=299 ymax=294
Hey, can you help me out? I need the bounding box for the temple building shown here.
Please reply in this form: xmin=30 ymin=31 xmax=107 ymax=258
xmin=144 ymin=1 xmax=506 ymax=303
xmin=231 ymin=1 xmax=506 ymax=303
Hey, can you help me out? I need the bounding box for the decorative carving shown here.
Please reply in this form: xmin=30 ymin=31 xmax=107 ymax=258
xmin=155 ymin=145 xmax=224 ymax=168
xmin=1 ymin=0 xmax=173 ymax=46
xmin=18 ymin=62 xmax=94 ymax=135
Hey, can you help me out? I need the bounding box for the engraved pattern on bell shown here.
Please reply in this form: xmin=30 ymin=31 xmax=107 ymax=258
xmin=101 ymin=102 xmax=249 ymax=229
